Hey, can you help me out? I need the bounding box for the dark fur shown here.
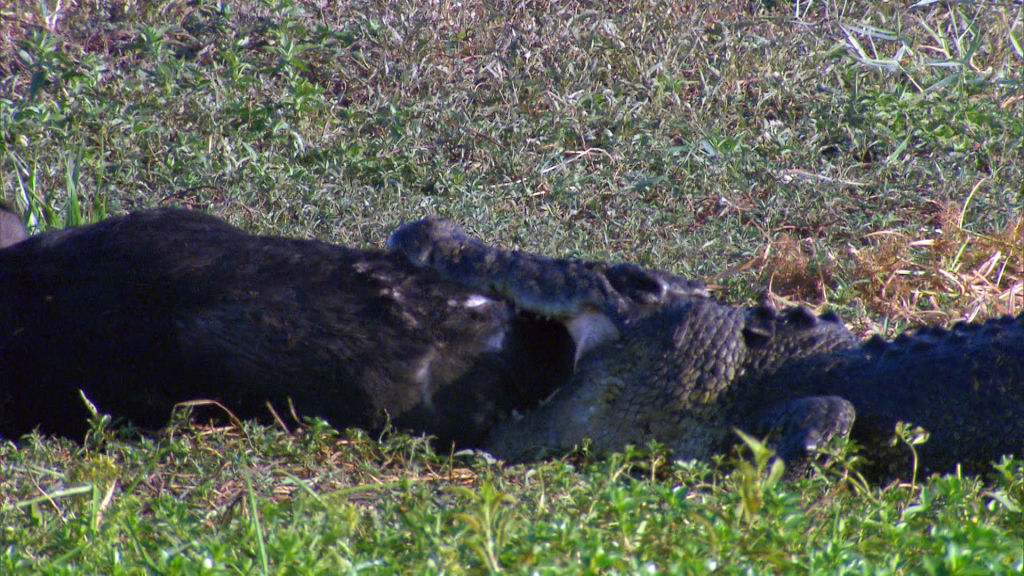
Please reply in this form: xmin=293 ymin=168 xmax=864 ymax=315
xmin=0 ymin=209 xmax=574 ymax=444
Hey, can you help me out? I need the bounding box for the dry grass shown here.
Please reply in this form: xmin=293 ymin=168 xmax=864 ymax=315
xmin=850 ymin=207 xmax=1022 ymax=326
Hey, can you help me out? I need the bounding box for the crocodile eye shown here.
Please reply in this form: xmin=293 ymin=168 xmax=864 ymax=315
xmin=605 ymin=263 xmax=665 ymax=303
xmin=742 ymin=324 xmax=773 ymax=347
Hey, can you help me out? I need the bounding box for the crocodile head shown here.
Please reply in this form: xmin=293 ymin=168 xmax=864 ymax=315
xmin=387 ymin=218 xmax=860 ymax=462
xmin=484 ymin=298 xmax=749 ymax=460
xmin=388 ymin=217 xmax=708 ymax=321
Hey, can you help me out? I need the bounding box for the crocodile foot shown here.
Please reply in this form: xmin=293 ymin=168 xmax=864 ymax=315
xmin=748 ymin=395 xmax=857 ymax=476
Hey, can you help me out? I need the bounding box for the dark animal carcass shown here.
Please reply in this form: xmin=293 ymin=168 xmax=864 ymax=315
xmin=0 ymin=208 xmax=574 ymax=446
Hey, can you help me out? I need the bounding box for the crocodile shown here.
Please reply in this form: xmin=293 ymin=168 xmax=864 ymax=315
xmin=390 ymin=218 xmax=1024 ymax=478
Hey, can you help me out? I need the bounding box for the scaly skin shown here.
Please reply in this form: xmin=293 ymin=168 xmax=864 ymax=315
xmin=395 ymin=218 xmax=1024 ymax=478
xmin=737 ymin=317 xmax=1024 ymax=477
xmin=387 ymin=217 xmax=708 ymax=320
xmin=484 ymin=301 xmax=860 ymax=464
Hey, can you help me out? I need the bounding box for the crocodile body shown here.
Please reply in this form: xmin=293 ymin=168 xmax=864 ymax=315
xmin=739 ymin=317 xmax=1024 ymax=477
xmin=393 ymin=218 xmax=1024 ymax=477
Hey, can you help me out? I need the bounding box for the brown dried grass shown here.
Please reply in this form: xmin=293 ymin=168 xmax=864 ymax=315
xmin=851 ymin=205 xmax=1022 ymax=325
xmin=750 ymin=201 xmax=1022 ymax=331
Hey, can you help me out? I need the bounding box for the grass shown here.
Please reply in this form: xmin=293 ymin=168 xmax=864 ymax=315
xmin=3 ymin=421 xmax=1023 ymax=574
xmin=1 ymin=0 xmax=1023 ymax=573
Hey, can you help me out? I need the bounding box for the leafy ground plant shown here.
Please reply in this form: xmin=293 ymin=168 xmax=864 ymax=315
xmin=1 ymin=0 xmax=1023 ymax=573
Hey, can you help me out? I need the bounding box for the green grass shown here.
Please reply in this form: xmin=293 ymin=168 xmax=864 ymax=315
xmin=3 ymin=421 xmax=1023 ymax=574
xmin=1 ymin=0 xmax=1023 ymax=573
